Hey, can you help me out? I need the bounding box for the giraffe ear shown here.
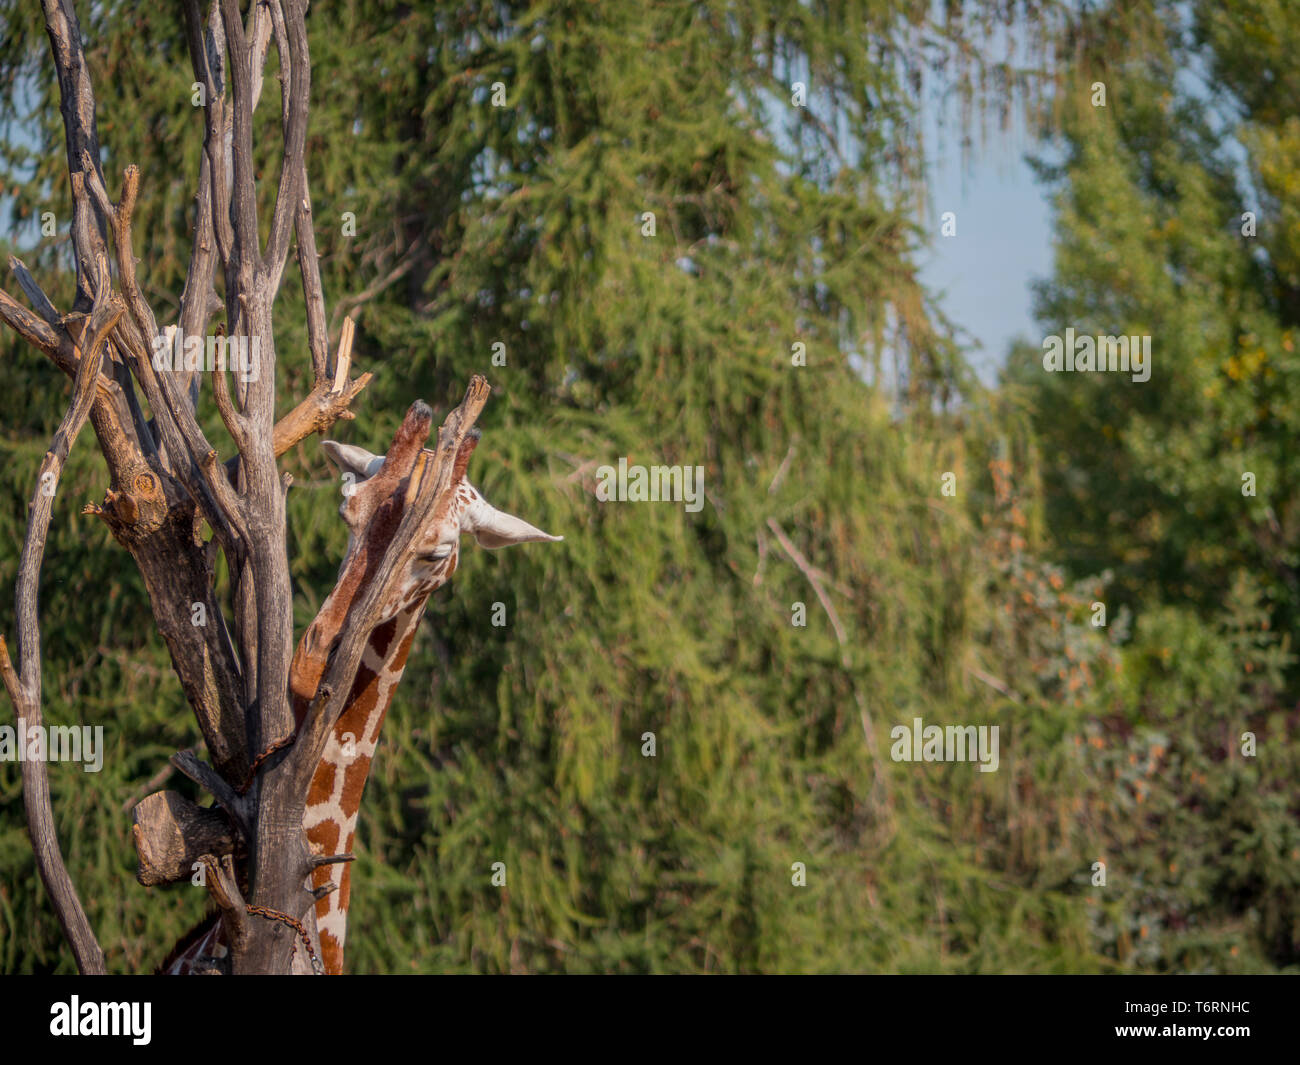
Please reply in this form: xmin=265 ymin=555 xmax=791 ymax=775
xmin=462 ymin=487 xmax=563 ymax=549
xmin=322 ymin=440 xmax=386 ymax=482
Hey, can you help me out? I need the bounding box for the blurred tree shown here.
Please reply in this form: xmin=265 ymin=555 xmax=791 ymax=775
xmin=1007 ymin=0 xmax=1300 ymax=640
xmin=1 ymin=0 xmax=1294 ymax=974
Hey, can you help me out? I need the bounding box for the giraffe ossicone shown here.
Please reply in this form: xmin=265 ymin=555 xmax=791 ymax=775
xmin=164 ymin=399 xmax=561 ymax=975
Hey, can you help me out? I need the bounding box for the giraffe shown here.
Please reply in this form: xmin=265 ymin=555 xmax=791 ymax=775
xmin=160 ymin=399 xmax=561 ymax=973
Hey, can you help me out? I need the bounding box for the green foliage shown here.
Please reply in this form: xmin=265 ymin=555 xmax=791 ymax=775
xmin=1078 ymin=577 xmax=1298 ymax=971
xmin=0 ymin=0 xmax=1295 ymax=975
xmin=1009 ymin=0 xmax=1300 ymax=637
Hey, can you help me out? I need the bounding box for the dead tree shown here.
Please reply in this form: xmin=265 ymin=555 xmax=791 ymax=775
xmin=0 ymin=0 xmax=560 ymax=974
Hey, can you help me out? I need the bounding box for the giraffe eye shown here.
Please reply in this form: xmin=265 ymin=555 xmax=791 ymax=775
xmin=420 ymin=544 xmax=456 ymax=562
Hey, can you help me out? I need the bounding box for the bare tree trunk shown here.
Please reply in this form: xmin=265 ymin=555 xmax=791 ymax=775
xmin=0 ymin=0 xmax=371 ymax=973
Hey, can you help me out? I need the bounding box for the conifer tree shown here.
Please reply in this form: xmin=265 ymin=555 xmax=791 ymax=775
xmin=1 ymin=1 xmax=1294 ymax=975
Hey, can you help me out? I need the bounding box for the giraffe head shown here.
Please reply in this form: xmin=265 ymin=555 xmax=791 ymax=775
xmin=289 ymin=400 xmax=560 ymax=705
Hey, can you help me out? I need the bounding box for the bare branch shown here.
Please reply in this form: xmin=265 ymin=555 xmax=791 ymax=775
xmin=262 ymin=0 xmax=310 ymax=290
xmin=184 ymin=0 xmax=235 ymax=280
xmin=766 ymin=516 xmax=892 ymax=824
xmin=132 ymin=790 xmax=236 ymax=886
xmin=211 ymin=325 xmax=250 ymax=450
xmin=220 ymin=0 xmax=261 ymax=275
xmin=40 ymin=0 xmax=109 ymax=311
xmin=172 ymin=749 xmax=247 ymax=831
xmin=111 ymin=302 xmax=246 ymax=556
xmin=967 ymin=665 xmax=1024 ymax=705
xmin=120 ymin=754 xmax=183 ymax=815
xmin=245 ymin=0 xmax=275 ymax=107
xmin=306 ymin=852 xmax=355 ymax=870
xmin=271 ymin=372 xmax=375 ymax=460
xmin=766 ymin=518 xmax=848 ymax=646
xmin=330 ymin=251 xmax=418 ymax=333
xmin=202 ymin=853 xmax=246 ymax=918
xmin=270 ymin=319 xmax=371 ymax=457
xmin=201 ymin=853 xmax=249 ymax=963
xmin=177 ymin=153 xmax=220 ymax=409
xmin=178 ymin=1 xmax=276 ymax=408
xmin=331 ymin=317 xmax=356 ymax=393
xmin=217 ymin=318 xmax=370 ymax=490
xmin=0 ymin=287 xmax=79 ymax=375
xmin=8 ymin=255 xmax=61 ymax=328
xmin=6 ymin=251 xmax=248 ymax=788
xmin=297 ymin=173 xmax=330 ymax=384
xmin=82 ymin=160 xmax=160 ymax=353
xmin=107 ymin=336 xmax=157 ymax=459
xmin=0 ymin=294 xmax=123 ymax=976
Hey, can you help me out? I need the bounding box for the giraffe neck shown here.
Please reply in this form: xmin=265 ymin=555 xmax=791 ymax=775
xmin=163 ymin=597 xmax=432 ymax=976
xmin=303 ymin=596 xmax=431 ymax=974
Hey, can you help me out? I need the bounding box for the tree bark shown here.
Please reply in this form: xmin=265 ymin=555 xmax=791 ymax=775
xmin=0 ymin=0 xmax=371 ymax=973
